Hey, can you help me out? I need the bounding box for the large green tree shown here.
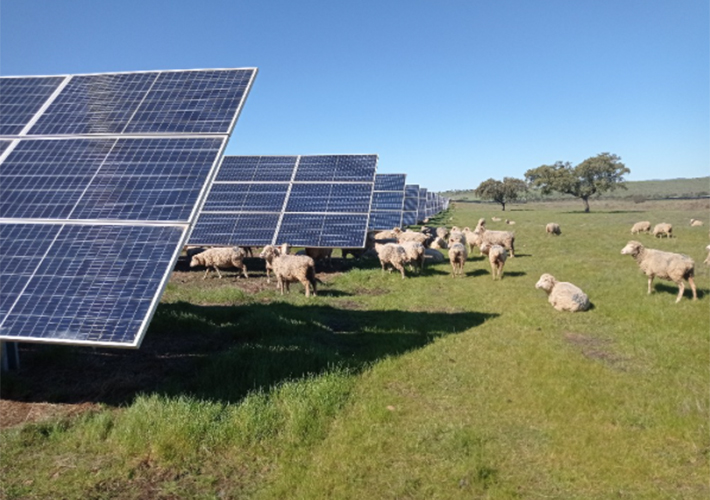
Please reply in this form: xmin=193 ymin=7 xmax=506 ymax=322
xmin=525 ymin=153 xmax=630 ymax=212
xmin=474 ymin=177 xmax=528 ymax=211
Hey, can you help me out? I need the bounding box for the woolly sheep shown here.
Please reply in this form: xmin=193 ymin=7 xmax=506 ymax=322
xmin=430 ymin=236 xmax=448 ymax=250
xmin=400 ymin=241 xmax=426 ymax=273
xmin=435 ymin=226 xmax=449 ymax=240
xmin=546 ymin=223 xmax=561 ymax=236
xmin=653 ymin=223 xmax=673 ymax=238
xmin=480 ymin=242 xmax=507 ymax=280
xmin=535 ymin=273 xmax=590 ymax=312
xmin=259 ymin=244 xmax=288 ymax=283
xmin=461 ymin=227 xmax=478 ymax=253
xmin=690 ymin=218 xmax=704 ymax=227
xmin=472 ymin=226 xmax=515 ymax=257
xmin=374 ymin=243 xmax=408 ymax=279
xmin=448 ymin=242 xmax=468 ymax=277
xmin=393 ymin=227 xmax=429 ymax=246
xmin=190 ymin=247 xmax=248 ymax=280
xmin=491 ymin=216 xmax=502 ymax=222
xmin=272 ymin=253 xmax=318 ymax=297
xmin=631 ymin=221 xmax=651 ymax=234
xmin=505 ymin=219 xmax=516 ymax=225
xmin=621 ymin=241 xmax=697 ymax=302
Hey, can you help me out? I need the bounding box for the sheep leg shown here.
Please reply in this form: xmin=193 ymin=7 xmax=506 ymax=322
xmin=688 ymin=276 xmax=697 ymax=300
xmin=241 ymin=266 xmax=249 ymax=279
xmin=647 ymin=276 xmax=654 ymax=294
xmin=676 ymin=282 xmax=685 ymax=303
xmin=395 ymin=263 xmax=406 ymax=279
xmin=300 ymin=278 xmax=311 ymax=297
xmin=214 ymin=266 xmax=223 ymax=279
xmin=202 ymin=267 xmax=210 ymax=280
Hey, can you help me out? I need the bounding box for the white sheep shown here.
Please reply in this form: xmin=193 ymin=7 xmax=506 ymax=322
xmin=631 ymin=221 xmax=651 ymax=234
xmin=190 ymin=247 xmax=248 ymax=279
xmin=546 ymin=223 xmax=561 ymax=236
xmin=448 ymin=242 xmax=468 ymax=278
xmin=435 ymin=226 xmax=449 ymax=240
xmin=471 ymin=226 xmax=515 ymax=257
xmin=461 ymin=227 xmax=477 ymax=253
xmin=480 ymin=242 xmax=507 ymax=280
xmin=621 ymin=240 xmax=697 ymax=302
xmin=505 ymin=219 xmax=516 ymax=225
xmin=259 ymin=244 xmax=282 ymax=283
xmin=393 ymin=227 xmax=429 ymax=246
xmin=653 ymin=223 xmax=673 ymax=238
xmin=400 ymin=241 xmax=426 ymax=273
xmin=690 ymin=218 xmax=704 ymax=227
xmin=430 ymin=236 xmax=448 ymax=250
xmin=374 ymin=243 xmax=407 ymax=279
xmin=535 ymin=273 xmax=590 ymax=312
xmin=272 ymin=254 xmax=318 ymax=297
xmin=490 ymin=217 xmax=502 ymax=222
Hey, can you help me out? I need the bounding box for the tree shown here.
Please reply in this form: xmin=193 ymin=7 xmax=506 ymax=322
xmin=525 ymin=153 xmax=630 ymax=212
xmin=474 ymin=177 xmax=528 ymax=211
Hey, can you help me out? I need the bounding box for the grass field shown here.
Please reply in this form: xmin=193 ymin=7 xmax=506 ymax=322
xmin=1 ymin=198 xmax=709 ymax=499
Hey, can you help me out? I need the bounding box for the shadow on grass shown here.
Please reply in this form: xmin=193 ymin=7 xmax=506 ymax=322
xmin=2 ymin=302 xmax=496 ymax=406
xmin=654 ymin=282 xmax=707 ymax=300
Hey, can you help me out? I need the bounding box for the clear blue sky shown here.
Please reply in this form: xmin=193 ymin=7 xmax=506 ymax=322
xmin=2 ymin=0 xmax=708 ymax=192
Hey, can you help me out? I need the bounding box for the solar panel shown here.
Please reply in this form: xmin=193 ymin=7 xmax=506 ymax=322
xmin=0 ymin=68 xmax=257 ymax=348
xmin=368 ymin=174 xmax=405 ymax=230
xmin=402 ymin=184 xmax=419 ymax=227
xmin=190 ymin=154 xmax=378 ymax=248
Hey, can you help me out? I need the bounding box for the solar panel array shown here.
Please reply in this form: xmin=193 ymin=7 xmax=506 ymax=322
xmin=190 ymin=155 xmax=378 ymax=248
xmin=368 ymin=174 xmax=406 ymax=230
xmin=0 ymin=68 xmax=257 ymax=347
xmin=402 ymin=184 xmax=420 ymax=226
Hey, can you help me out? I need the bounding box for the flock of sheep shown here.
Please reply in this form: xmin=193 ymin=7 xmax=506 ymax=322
xmin=186 ymin=216 xmax=708 ymax=309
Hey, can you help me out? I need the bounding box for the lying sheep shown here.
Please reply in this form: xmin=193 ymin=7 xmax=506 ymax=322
xmin=535 ymin=273 xmax=590 ymax=312
xmin=505 ymin=219 xmax=515 ymax=225
xmin=546 ymin=223 xmax=561 ymax=236
xmin=375 ymin=243 xmax=407 ymax=279
xmin=272 ymin=253 xmax=318 ymax=297
xmin=430 ymin=236 xmax=448 ymax=250
xmin=393 ymin=227 xmax=429 ymax=245
xmin=621 ymin=241 xmax=696 ymax=302
xmin=190 ymin=247 xmax=248 ymax=279
xmin=631 ymin=221 xmax=651 ymax=234
xmin=472 ymin=226 xmax=515 ymax=257
xmin=448 ymin=242 xmax=468 ymax=277
xmin=690 ymin=218 xmax=704 ymax=227
xmin=653 ymin=223 xmax=673 ymax=238
xmin=400 ymin=241 xmax=426 ymax=273
xmin=480 ymin=242 xmax=507 ymax=280
xmin=491 ymin=216 xmax=502 ymax=222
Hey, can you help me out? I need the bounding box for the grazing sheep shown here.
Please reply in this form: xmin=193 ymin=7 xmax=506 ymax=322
xmin=621 ymin=241 xmax=697 ymax=302
xmin=690 ymin=218 xmax=704 ymax=227
xmin=491 ymin=216 xmax=502 ymax=222
xmin=546 ymin=222 xmax=561 ymax=235
xmin=400 ymin=241 xmax=426 ymax=273
xmin=435 ymin=226 xmax=449 ymax=240
xmin=704 ymin=245 xmax=710 ymax=265
xmin=653 ymin=223 xmax=673 ymax=238
xmin=304 ymin=247 xmax=333 ymax=267
xmin=190 ymin=247 xmax=248 ymax=279
xmin=448 ymin=242 xmax=468 ymax=277
xmin=471 ymin=226 xmax=515 ymax=257
xmin=480 ymin=242 xmax=507 ymax=280
xmin=631 ymin=221 xmax=652 ymax=234
xmin=505 ymin=219 xmax=516 ymax=225
xmin=430 ymin=236 xmax=448 ymax=250
xmin=374 ymin=243 xmax=407 ymax=279
xmin=535 ymin=273 xmax=590 ymax=312
xmin=272 ymin=253 xmax=318 ymax=297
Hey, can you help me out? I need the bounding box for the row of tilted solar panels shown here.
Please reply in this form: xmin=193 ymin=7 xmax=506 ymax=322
xmin=0 ymin=69 xmax=447 ymax=349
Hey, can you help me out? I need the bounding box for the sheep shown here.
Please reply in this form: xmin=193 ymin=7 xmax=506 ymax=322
xmin=190 ymin=247 xmax=248 ymax=279
xmin=448 ymin=242 xmax=468 ymax=277
xmin=535 ymin=273 xmax=590 ymax=312
xmin=259 ymin=244 xmax=283 ymax=283
xmin=480 ymin=242 xmax=507 ymax=280
xmin=621 ymin=240 xmax=697 ymax=302
xmin=272 ymin=253 xmax=318 ymax=297
xmin=430 ymin=236 xmax=448 ymax=250
xmin=705 ymin=245 xmax=710 ymax=266
xmin=400 ymin=241 xmax=426 ymax=273
xmin=690 ymin=218 xmax=704 ymax=227
xmin=471 ymin=226 xmax=515 ymax=257
xmin=435 ymin=226 xmax=449 ymax=240
xmin=505 ymin=219 xmax=516 ymax=225
xmin=393 ymin=227 xmax=429 ymax=246
xmin=491 ymin=217 xmax=502 ymax=222
xmin=461 ymin=227 xmax=478 ymax=253
xmin=304 ymin=247 xmax=333 ymax=268
xmin=653 ymin=223 xmax=673 ymax=238
xmin=631 ymin=221 xmax=652 ymax=234
xmin=546 ymin=222 xmax=561 ymax=235
xmin=374 ymin=243 xmax=408 ymax=279
xmin=448 ymin=231 xmax=466 ymax=246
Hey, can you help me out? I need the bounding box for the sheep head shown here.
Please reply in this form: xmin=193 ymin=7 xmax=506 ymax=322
xmin=535 ymin=273 xmax=557 ymax=293
xmin=621 ymin=241 xmax=643 ymax=257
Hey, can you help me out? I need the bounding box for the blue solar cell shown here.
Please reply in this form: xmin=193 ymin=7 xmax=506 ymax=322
xmin=1 ymin=138 xmax=117 ymax=219
xmin=201 ymin=183 xmax=289 ymax=212
xmin=403 ymin=198 xmax=419 ymax=211
xmin=0 ymin=224 xmax=184 ymax=346
xmin=216 ymin=156 xmax=297 ymax=182
xmin=368 ymin=211 xmax=403 ymax=230
xmin=286 ymin=183 xmax=372 ymax=213
xmin=71 ymin=137 xmax=224 ymax=221
xmin=371 ymin=191 xmax=405 ymax=211
xmin=402 ymin=212 xmax=416 ymax=226
xmin=405 ymin=185 xmax=419 ymax=197
xmin=277 ymin=214 xmax=368 ymax=247
xmin=0 ymin=224 xmax=62 ymax=317
xmin=124 ymin=70 xmax=255 ymax=134
xmin=0 ymin=140 xmax=12 ymax=156
xmin=295 ymin=155 xmax=377 ymax=182
xmin=0 ymin=76 xmax=65 ymax=136
xmin=190 ymin=213 xmax=280 ymax=246
xmin=374 ymin=174 xmax=406 ymax=192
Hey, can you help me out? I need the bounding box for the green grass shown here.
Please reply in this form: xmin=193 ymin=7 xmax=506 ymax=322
xmin=2 ymin=199 xmax=709 ymax=499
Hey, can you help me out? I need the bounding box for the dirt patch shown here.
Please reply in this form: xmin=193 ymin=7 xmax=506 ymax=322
xmin=564 ymin=332 xmax=629 ymax=369
xmin=0 ymin=400 xmax=101 ymax=428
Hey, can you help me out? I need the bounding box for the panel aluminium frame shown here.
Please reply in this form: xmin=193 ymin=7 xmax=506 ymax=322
xmin=0 ymin=68 xmax=258 ymax=348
